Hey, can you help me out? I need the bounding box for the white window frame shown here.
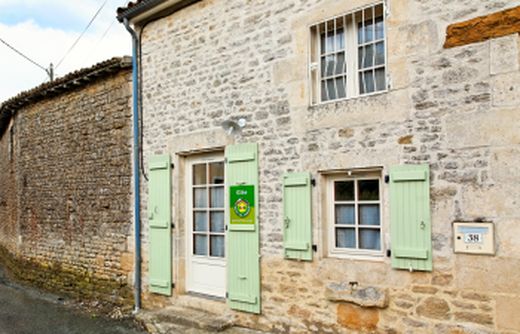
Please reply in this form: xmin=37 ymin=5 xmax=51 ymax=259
xmin=185 ymin=153 xmax=227 ymax=262
xmin=309 ymin=2 xmax=389 ymax=105
xmin=327 ymin=172 xmax=384 ymax=259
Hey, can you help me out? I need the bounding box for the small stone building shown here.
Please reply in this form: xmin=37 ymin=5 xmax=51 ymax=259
xmin=0 ymin=57 xmax=134 ymax=306
xmin=118 ymin=1 xmax=520 ymax=333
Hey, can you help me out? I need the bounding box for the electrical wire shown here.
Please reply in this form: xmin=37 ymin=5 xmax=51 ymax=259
xmin=55 ymin=0 xmax=109 ymax=70
xmin=0 ymin=36 xmax=49 ymax=74
xmin=82 ymin=0 xmax=128 ymax=66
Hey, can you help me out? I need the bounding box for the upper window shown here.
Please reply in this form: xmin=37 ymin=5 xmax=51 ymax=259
xmin=310 ymin=3 xmax=387 ymax=104
xmin=327 ymin=172 xmax=383 ymax=258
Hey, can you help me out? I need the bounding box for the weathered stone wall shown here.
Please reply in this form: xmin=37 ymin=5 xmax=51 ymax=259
xmin=139 ymin=0 xmax=520 ymax=333
xmin=0 ymin=120 xmax=18 ymax=253
xmin=0 ymin=69 xmax=134 ymax=306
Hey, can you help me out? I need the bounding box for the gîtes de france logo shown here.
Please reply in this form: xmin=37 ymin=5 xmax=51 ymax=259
xmin=233 ymin=198 xmax=251 ymax=218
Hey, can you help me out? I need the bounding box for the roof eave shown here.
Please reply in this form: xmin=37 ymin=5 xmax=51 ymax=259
xmin=117 ymin=0 xmax=201 ymax=25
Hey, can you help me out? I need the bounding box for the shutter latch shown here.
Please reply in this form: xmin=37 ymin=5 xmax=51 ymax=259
xmin=284 ymin=217 xmax=290 ymax=228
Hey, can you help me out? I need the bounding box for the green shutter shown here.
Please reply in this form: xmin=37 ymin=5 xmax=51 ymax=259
xmin=148 ymin=155 xmax=172 ymax=295
xmin=226 ymin=143 xmax=260 ymax=314
xmin=283 ymin=172 xmax=312 ymax=261
xmin=389 ymin=164 xmax=432 ymax=271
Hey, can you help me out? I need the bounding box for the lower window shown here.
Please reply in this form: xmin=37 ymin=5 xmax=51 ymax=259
xmin=328 ymin=172 xmax=383 ymax=257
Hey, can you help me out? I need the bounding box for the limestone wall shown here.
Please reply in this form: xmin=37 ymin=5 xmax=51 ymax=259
xmin=138 ymin=0 xmax=520 ymax=332
xmin=0 ymin=69 xmax=134 ymax=306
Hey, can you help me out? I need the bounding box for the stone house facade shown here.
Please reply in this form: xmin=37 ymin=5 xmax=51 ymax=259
xmin=0 ymin=57 xmax=135 ymax=306
xmin=119 ymin=1 xmax=520 ymax=333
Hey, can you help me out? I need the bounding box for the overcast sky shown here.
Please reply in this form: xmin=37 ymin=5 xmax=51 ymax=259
xmin=0 ymin=0 xmax=131 ymax=103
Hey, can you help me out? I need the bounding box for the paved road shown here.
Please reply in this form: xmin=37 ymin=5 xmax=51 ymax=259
xmin=0 ymin=267 xmax=146 ymax=334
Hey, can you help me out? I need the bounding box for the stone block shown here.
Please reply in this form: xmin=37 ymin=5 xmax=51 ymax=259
xmin=492 ymin=72 xmax=520 ymax=107
xmin=490 ymin=147 xmax=520 ymax=184
xmin=445 ymin=108 xmax=520 ymax=149
xmin=325 ymin=284 xmax=389 ymax=308
xmin=496 ymin=295 xmax=520 ymax=331
xmin=416 ymin=297 xmax=451 ymax=320
xmin=490 ymin=34 xmax=519 ymax=75
xmin=496 ymin=219 xmax=520 ymax=258
xmin=461 ymin=184 xmax=520 ymax=221
xmin=388 ymin=20 xmax=439 ymax=57
xmin=455 ymin=256 xmax=520 ymax=293
xmin=454 ymin=311 xmax=493 ymax=325
xmin=337 ymin=303 xmax=379 ymax=331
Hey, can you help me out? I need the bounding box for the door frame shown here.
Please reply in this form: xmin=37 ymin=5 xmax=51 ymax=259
xmin=184 ymin=152 xmax=227 ymax=297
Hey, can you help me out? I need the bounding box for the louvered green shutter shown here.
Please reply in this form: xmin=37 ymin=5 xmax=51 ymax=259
xmin=283 ymin=172 xmax=312 ymax=261
xmin=148 ymin=155 xmax=172 ymax=295
xmin=389 ymin=164 xmax=432 ymax=271
xmin=226 ymin=143 xmax=260 ymax=314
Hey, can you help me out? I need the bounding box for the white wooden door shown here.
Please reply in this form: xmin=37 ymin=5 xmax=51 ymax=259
xmin=186 ymin=154 xmax=226 ymax=297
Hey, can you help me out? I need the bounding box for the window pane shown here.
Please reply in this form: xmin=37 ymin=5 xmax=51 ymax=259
xmin=335 ymin=205 xmax=355 ymax=225
xmin=325 ymin=79 xmax=337 ymax=100
xmin=359 ymin=71 xmax=375 ymax=94
xmin=321 ymin=80 xmax=329 ymax=101
xmin=194 ymin=211 xmax=208 ymax=231
xmin=358 ymin=44 xmax=374 ymax=69
xmin=375 ymin=41 xmax=385 ymax=66
xmin=193 ymin=164 xmax=206 ymax=185
xmin=375 ymin=17 xmax=384 ymax=40
xmin=194 ymin=235 xmax=208 ymax=255
xmin=359 ymin=204 xmax=380 ymax=226
xmin=359 ymin=229 xmax=381 ymax=250
xmin=358 ymin=18 xmax=374 ymax=44
xmin=335 ymin=52 xmax=346 ymax=75
xmin=375 ymin=68 xmax=386 ymax=91
xmin=336 ymin=29 xmax=345 ymax=51
xmin=321 ymin=53 xmax=346 ymax=78
xmin=210 ymin=211 xmax=225 ymax=232
xmin=336 ymin=228 xmax=356 ymax=248
xmin=209 ymin=162 xmax=224 ymax=184
xmin=358 ymin=180 xmax=379 ymax=200
xmin=210 ymin=235 xmax=225 ymax=257
xmin=321 ymin=28 xmax=344 ymax=53
xmin=210 ymin=186 xmax=224 ymax=208
xmin=193 ymin=188 xmax=207 ymax=208
xmin=335 ymin=181 xmax=354 ymax=201
xmin=336 ymin=77 xmax=346 ymax=99
xmin=321 ymin=55 xmax=334 ymax=77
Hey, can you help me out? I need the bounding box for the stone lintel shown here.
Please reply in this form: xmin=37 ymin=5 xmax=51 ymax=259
xmin=444 ymin=6 xmax=520 ymax=48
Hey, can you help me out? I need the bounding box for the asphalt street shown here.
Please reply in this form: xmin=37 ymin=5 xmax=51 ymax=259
xmin=0 ymin=267 xmax=146 ymax=334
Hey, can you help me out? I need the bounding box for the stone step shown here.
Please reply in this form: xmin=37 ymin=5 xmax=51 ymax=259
xmin=137 ymin=304 xmax=234 ymax=334
xmin=175 ymin=294 xmax=229 ymax=315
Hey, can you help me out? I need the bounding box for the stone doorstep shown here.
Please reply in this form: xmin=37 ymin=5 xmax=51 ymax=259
xmin=137 ymin=305 xmax=234 ymax=333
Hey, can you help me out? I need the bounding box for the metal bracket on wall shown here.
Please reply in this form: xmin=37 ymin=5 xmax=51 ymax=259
xmin=384 ymin=175 xmax=390 ymax=183
xmin=311 ymin=178 xmax=316 ymax=187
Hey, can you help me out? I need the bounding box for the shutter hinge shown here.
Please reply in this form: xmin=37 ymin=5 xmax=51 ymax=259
xmin=171 ymin=223 xmax=175 ymax=229
xmin=225 ymin=225 xmax=228 ymax=231
xmin=171 ymin=163 xmax=175 ymax=169
xmin=172 ymin=283 xmax=176 ymax=288
xmin=312 ymin=244 xmax=317 ymax=252
xmin=311 ymin=178 xmax=316 ymax=187
xmin=386 ymin=249 xmax=392 ymax=257
xmin=384 ymin=175 xmax=390 ymax=183
xmin=225 ymin=292 xmax=228 ymax=298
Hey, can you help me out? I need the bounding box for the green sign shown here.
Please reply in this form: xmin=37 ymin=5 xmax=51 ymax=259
xmin=230 ymin=185 xmax=255 ymax=225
